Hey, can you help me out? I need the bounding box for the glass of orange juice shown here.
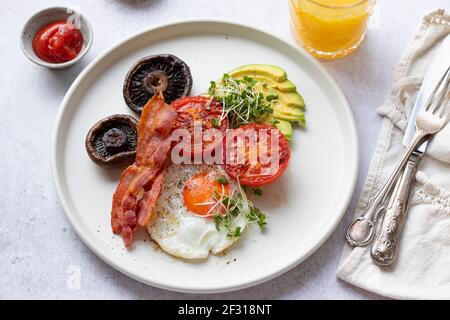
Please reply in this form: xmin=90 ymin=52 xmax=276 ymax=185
xmin=289 ymin=0 xmax=375 ymax=59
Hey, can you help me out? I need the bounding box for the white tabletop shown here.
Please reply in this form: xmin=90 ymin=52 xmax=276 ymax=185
xmin=1 ymin=0 xmax=446 ymax=299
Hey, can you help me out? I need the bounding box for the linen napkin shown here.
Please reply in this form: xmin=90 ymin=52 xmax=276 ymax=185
xmin=337 ymin=9 xmax=450 ymax=300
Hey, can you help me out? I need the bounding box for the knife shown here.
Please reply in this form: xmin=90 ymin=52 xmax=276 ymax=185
xmin=370 ymin=35 xmax=450 ymax=266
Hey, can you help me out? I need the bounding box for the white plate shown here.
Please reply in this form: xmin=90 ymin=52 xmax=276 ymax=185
xmin=52 ymin=20 xmax=358 ymax=293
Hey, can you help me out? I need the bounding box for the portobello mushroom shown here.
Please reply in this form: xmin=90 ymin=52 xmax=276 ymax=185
xmin=123 ymin=54 xmax=192 ymax=113
xmin=85 ymin=114 xmax=138 ymax=168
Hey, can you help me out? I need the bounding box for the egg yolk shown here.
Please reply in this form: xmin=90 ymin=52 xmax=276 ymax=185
xmin=183 ymin=171 xmax=231 ymax=216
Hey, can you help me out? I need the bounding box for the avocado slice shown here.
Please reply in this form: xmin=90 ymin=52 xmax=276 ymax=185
xmin=280 ymin=92 xmax=305 ymax=109
xmin=261 ymin=86 xmax=305 ymax=109
xmin=261 ymin=117 xmax=293 ymax=140
xmin=274 ymin=119 xmax=293 ymax=140
xmin=247 ymin=75 xmax=297 ymax=93
xmin=230 ymin=64 xmax=288 ymax=82
xmin=275 ymin=79 xmax=298 ymax=93
xmin=272 ymin=105 xmax=306 ymax=126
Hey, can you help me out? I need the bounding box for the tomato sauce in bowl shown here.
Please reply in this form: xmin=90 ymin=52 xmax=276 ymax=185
xmin=32 ymin=20 xmax=83 ymax=63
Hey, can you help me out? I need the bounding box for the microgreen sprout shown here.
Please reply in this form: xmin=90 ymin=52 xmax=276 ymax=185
xmin=196 ymin=177 xmax=267 ymax=238
xmin=216 ymin=176 xmax=229 ymax=185
xmin=211 ymin=118 xmax=219 ymax=128
xmin=252 ymin=188 xmax=263 ymax=197
xmin=208 ymin=74 xmax=276 ymax=128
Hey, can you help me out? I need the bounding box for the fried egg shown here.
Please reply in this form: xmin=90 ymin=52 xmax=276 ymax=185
xmin=147 ymin=164 xmax=248 ymax=260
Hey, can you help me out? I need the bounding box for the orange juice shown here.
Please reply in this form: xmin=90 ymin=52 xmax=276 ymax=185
xmin=290 ymin=0 xmax=375 ymax=59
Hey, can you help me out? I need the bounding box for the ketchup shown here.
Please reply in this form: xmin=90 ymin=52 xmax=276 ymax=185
xmin=32 ymin=20 xmax=83 ymax=63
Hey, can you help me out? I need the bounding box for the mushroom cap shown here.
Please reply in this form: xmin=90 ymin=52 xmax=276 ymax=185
xmin=123 ymin=54 xmax=193 ymax=113
xmin=85 ymin=114 xmax=138 ymax=168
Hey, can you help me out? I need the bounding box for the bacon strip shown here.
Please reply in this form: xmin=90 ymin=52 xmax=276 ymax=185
xmin=136 ymin=169 xmax=166 ymax=226
xmin=111 ymin=95 xmax=177 ymax=247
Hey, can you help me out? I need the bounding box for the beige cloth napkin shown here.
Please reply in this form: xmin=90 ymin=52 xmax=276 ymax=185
xmin=337 ymin=9 xmax=450 ymax=300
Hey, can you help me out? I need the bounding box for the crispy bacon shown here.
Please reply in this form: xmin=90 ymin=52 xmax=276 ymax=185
xmin=111 ymin=95 xmax=177 ymax=247
xmin=136 ymin=169 xmax=165 ymax=226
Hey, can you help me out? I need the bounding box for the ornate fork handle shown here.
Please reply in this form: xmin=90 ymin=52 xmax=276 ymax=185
xmin=370 ymin=152 xmax=422 ymax=266
xmin=345 ymin=132 xmax=426 ymax=247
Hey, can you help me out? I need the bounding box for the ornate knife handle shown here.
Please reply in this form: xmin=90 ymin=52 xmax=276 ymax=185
xmin=346 ymin=133 xmax=426 ymax=247
xmin=370 ymin=152 xmax=422 ymax=266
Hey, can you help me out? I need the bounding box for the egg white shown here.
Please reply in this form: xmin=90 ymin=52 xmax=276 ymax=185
xmin=147 ymin=164 xmax=248 ymax=260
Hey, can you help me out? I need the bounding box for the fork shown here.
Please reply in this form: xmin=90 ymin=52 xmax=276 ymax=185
xmin=346 ymin=65 xmax=450 ymax=247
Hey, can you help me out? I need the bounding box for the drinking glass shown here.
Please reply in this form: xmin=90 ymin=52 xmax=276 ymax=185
xmin=289 ymin=0 xmax=376 ymax=59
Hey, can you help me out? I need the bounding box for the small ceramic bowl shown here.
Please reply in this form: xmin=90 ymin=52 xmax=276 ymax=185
xmin=20 ymin=6 xmax=93 ymax=69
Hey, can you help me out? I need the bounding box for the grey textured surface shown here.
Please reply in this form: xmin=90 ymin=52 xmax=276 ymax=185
xmin=0 ymin=0 xmax=446 ymax=299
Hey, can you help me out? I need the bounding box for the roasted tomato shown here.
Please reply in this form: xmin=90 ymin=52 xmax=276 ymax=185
xmin=172 ymin=96 xmax=229 ymax=158
xmin=224 ymin=123 xmax=290 ymax=187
